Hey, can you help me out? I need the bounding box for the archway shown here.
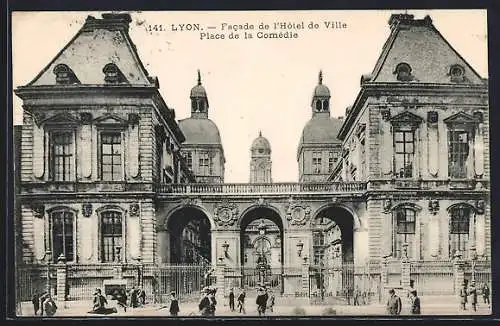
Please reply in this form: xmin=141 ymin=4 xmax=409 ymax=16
xmin=239 ymin=206 xmax=284 ymax=294
xmin=166 ymin=206 xmax=212 ymax=265
xmin=311 ymin=206 xmax=355 ymax=300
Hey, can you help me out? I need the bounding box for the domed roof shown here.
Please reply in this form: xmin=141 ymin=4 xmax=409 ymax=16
xmin=251 ymin=131 xmax=271 ymax=151
xmin=190 ymin=70 xmax=207 ymax=98
xmin=313 ymin=70 xmax=331 ymax=98
xmin=178 ymin=117 xmax=222 ymax=145
xmin=190 ymin=84 xmax=207 ymax=98
xmin=299 ymin=115 xmax=343 ymax=146
xmin=313 ymin=84 xmax=330 ymax=97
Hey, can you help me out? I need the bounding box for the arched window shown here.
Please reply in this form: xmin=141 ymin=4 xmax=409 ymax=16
xmin=393 ymin=207 xmax=416 ymax=258
xmin=394 ymin=63 xmax=413 ymax=82
xmin=101 ymin=211 xmax=123 ymax=262
xmin=50 ymin=210 xmax=74 ymax=261
xmin=449 ymin=205 xmax=471 ymax=258
xmin=323 ymin=99 xmax=329 ymax=111
xmin=316 ymin=100 xmax=322 ymax=112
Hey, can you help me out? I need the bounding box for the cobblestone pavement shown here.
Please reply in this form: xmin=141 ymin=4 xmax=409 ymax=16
xmin=17 ymin=298 xmax=491 ymax=317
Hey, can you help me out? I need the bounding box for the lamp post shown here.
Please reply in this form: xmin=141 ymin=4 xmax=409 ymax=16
xmin=470 ymin=246 xmax=478 ymax=284
xmin=44 ymin=250 xmax=52 ymax=295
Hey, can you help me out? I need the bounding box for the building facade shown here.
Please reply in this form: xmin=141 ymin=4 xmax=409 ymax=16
xmin=14 ymin=13 xmax=490 ymax=303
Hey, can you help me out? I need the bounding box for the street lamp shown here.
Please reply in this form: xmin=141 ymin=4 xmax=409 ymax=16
xmin=296 ymin=240 xmax=304 ymax=257
xmin=222 ymin=241 xmax=229 ymax=257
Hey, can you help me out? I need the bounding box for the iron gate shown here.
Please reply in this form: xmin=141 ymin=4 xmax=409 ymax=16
xmin=153 ymin=264 xmax=212 ymax=304
xmin=240 ymin=266 xmax=283 ymax=296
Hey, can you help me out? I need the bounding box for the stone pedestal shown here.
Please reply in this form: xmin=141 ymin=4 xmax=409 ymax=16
xmin=216 ymin=259 xmax=226 ymax=298
xmin=453 ymin=253 xmax=465 ymax=295
xmin=56 ymin=255 xmax=67 ymax=306
xmin=301 ymin=257 xmax=310 ymax=297
xmin=401 ymin=260 xmax=411 ymax=289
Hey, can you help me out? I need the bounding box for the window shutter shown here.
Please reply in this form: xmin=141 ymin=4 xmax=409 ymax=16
xmin=33 ymin=126 xmax=45 ymax=178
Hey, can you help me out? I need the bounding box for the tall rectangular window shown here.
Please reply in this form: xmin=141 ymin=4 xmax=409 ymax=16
xmin=51 ymin=132 xmax=74 ymax=181
xmin=199 ymin=152 xmax=210 ymax=175
xmin=186 ymin=152 xmax=193 ymax=170
xmin=101 ymin=211 xmax=123 ymax=262
xmin=449 ymin=206 xmax=470 ymax=258
xmin=394 ymin=208 xmax=416 ymax=259
xmin=394 ymin=129 xmax=415 ymax=178
xmin=448 ymin=130 xmax=470 ymax=179
xmin=328 ymin=152 xmax=335 ymax=173
xmin=51 ymin=211 xmax=74 ymax=261
xmin=101 ymin=133 xmax=122 ymax=181
xmin=312 ymin=152 xmax=322 ymax=174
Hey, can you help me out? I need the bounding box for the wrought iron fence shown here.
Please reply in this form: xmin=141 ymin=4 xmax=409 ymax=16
xmin=410 ymin=260 xmax=454 ymax=295
xmin=16 ymin=265 xmax=58 ymax=303
xmin=152 ymin=264 xmax=211 ymax=304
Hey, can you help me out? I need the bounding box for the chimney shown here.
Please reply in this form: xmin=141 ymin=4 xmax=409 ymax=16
xmin=388 ymin=13 xmax=415 ymax=27
xmin=82 ymin=12 xmax=132 ymax=32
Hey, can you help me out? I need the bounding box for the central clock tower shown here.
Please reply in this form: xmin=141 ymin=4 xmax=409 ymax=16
xmin=250 ymin=131 xmax=272 ymax=183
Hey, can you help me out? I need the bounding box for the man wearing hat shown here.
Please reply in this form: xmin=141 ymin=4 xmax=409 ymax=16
xmin=256 ymin=286 xmax=268 ymax=316
xmin=198 ymin=287 xmax=211 ymax=316
xmin=468 ymin=281 xmax=478 ymax=312
xmin=169 ymin=291 xmax=180 ymax=316
xmin=208 ymin=287 xmax=217 ymax=316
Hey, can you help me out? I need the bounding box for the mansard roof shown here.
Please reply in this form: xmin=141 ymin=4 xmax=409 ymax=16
xmin=369 ymin=14 xmax=485 ymax=85
xmin=25 ymin=13 xmax=154 ymax=87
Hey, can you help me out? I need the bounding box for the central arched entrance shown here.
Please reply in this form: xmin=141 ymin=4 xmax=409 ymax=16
xmin=166 ymin=206 xmax=212 ymax=265
xmin=311 ymin=206 xmax=355 ymax=301
xmin=240 ymin=206 xmax=284 ymax=295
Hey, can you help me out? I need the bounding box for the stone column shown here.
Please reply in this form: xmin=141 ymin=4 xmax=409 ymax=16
xmin=216 ymin=257 xmax=226 ymax=298
xmin=380 ymin=257 xmax=389 ymax=286
xmin=453 ymin=252 xmax=465 ymax=295
xmin=56 ymin=254 xmax=67 ymax=305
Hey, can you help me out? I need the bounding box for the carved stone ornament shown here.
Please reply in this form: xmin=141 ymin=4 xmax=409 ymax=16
xmin=82 ymin=203 xmax=93 ymax=217
xmin=214 ymin=200 xmax=239 ymax=226
xmin=383 ymin=199 xmax=392 ymax=213
xmin=476 ymin=200 xmax=485 ymax=215
xmin=473 ymin=111 xmax=483 ymax=123
xmin=33 ymin=112 xmax=47 ymax=127
xmin=181 ymin=197 xmax=202 ymax=206
xmin=128 ymin=113 xmax=140 ymax=125
xmin=285 ymin=197 xmax=311 ymax=226
xmin=255 ymin=197 xmax=269 ymax=207
xmin=427 ymin=111 xmax=438 ymax=124
xmin=80 ymin=112 xmax=93 ymax=124
xmin=381 ymin=109 xmax=391 ymax=121
xmin=129 ymin=203 xmax=140 ymax=217
xmin=32 ymin=204 xmax=45 ymax=218
xmin=428 ymin=200 xmax=440 ymax=215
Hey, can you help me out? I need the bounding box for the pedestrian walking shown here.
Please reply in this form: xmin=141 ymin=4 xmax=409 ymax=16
xmin=482 ymin=283 xmax=490 ymax=306
xmin=229 ymin=288 xmax=235 ymax=312
xmin=237 ymin=288 xmax=246 ymax=314
xmin=353 ymin=287 xmax=360 ymax=306
xmin=409 ymin=290 xmax=421 ymax=315
xmin=138 ymin=288 xmax=146 ymax=306
xmin=129 ymin=287 xmax=138 ymax=308
xmin=386 ymin=289 xmax=402 ymax=315
xmin=31 ymin=291 xmax=40 ymax=315
xmin=256 ymin=287 xmax=268 ymax=316
xmin=198 ymin=287 xmax=211 ymax=316
xmin=459 ymin=282 xmax=468 ymax=311
xmin=42 ymin=294 xmax=57 ymax=317
xmin=38 ymin=293 xmax=49 ymax=316
xmin=468 ymin=281 xmax=478 ymax=312
xmin=169 ymin=291 xmax=180 ymax=316
xmin=267 ymin=290 xmax=275 ymax=313
xmin=208 ymin=287 xmax=217 ymax=316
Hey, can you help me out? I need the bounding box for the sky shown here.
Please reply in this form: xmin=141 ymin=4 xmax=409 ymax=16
xmin=12 ymin=10 xmax=488 ymax=183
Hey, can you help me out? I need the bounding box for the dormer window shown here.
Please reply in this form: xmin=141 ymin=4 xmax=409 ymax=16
xmin=53 ymin=64 xmax=80 ymax=85
xmin=103 ymin=63 xmax=128 ymax=84
xmin=394 ymin=63 xmax=413 ymax=82
xmin=449 ymin=64 xmax=465 ymax=83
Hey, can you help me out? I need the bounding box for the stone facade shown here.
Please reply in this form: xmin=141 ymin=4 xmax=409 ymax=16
xmin=14 ymin=12 xmax=490 ymax=301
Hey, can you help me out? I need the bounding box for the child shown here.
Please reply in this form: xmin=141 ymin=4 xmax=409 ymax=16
xmin=169 ymin=291 xmax=180 ymax=316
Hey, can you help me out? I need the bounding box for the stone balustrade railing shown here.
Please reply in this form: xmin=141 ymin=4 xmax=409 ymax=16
xmin=155 ymin=182 xmax=368 ymax=194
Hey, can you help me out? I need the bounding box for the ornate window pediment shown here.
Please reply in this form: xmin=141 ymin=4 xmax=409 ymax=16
xmin=53 ymin=64 xmax=80 ymax=85
xmin=389 ymin=111 xmax=423 ymax=128
xmin=443 ymin=111 xmax=478 ymax=125
xmin=93 ymin=113 xmax=128 ymax=126
xmin=40 ymin=112 xmax=80 ymax=127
